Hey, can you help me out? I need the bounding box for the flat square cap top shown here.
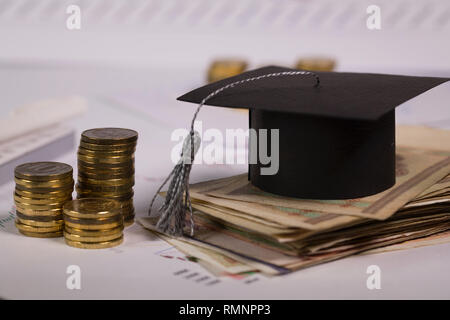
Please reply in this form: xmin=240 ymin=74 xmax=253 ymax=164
xmin=178 ymin=66 xmax=448 ymax=121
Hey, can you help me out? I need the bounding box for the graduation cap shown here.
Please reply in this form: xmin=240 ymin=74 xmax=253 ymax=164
xmin=151 ymin=66 xmax=448 ymax=235
xmin=178 ymin=66 xmax=448 ymax=199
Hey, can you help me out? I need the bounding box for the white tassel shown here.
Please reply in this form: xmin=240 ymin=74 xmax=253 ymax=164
xmin=149 ymin=131 xmax=201 ymax=236
xmin=149 ymin=70 xmax=319 ymax=236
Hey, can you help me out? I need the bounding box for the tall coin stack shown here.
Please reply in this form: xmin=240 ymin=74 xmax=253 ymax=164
xmin=14 ymin=162 xmax=73 ymax=238
xmin=63 ymin=198 xmax=124 ymax=249
xmin=76 ymin=128 xmax=137 ymax=226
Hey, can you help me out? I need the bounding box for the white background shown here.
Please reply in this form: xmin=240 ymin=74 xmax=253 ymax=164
xmin=0 ymin=0 xmax=449 ymax=299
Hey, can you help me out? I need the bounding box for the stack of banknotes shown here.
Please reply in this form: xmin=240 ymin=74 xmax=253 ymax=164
xmin=140 ymin=125 xmax=450 ymax=276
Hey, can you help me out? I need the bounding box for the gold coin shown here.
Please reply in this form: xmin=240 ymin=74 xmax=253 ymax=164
xmin=123 ymin=210 xmax=135 ymax=220
xmin=65 ymin=236 xmax=123 ymax=249
xmin=123 ymin=213 xmax=135 ymax=227
xmin=65 ymin=225 xmax=124 ymax=237
xmin=77 ymin=189 xmax=134 ymax=197
xmin=64 ymin=230 xmax=122 ymax=243
xmin=78 ymin=146 xmax=135 ymax=157
xmin=77 ymin=153 xmax=134 ymax=165
xmin=16 ymin=207 xmax=63 ymax=217
xmin=16 ymin=211 xmax=64 ymax=222
xmin=79 ymin=141 xmax=136 ymax=151
xmin=14 ymin=193 xmax=71 ymax=205
xmin=124 ymin=217 xmax=134 ymax=227
xmin=122 ymin=212 xmax=135 ymax=220
xmin=78 ymin=170 xmax=134 ymax=180
xmin=78 ymin=159 xmax=134 ymax=170
xmin=77 ymin=150 xmax=135 ymax=160
xmin=64 ymin=213 xmax=123 ymax=230
xmin=118 ymin=197 xmax=134 ymax=204
xmin=64 ymin=213 xmax=122 ymax=224
xmin=64 ymin=221 xmax=122 ymax=230
xmin=15 ymin=201 xmax=65 ymax=211
xmin=117 ymin=199 xmax=134 ymax=207
xmin=15 ymin=183 xmax=74 ymax=194
xmin=78 ymin=162 xmax=135 ymax=173
xmin=14 ymin=162 xmax=73 ymax=181
xmin=19 ymin=229 xmax=63 ymax=238
xmin=295 ymin=57 xmax=336 ymax=72
xmin=121 ymin=210 xmax=135 ymax=218
xmin=77 ymin=179 xmax=133 ymax=188
xmin=75 ymin=183 xmax=133 ymax=193
xmin=77 ymin=150 xmax=134 ymax=159
xmin=123 ymin=210 xmax=135 ymax=218
xmin=76 ymin=191 xmax=134 ymax=201
xmin=75 ymin=182 xmax=134 ymax=193
xmin=77 ymin=170 xmax=134 ymax=181
xmin=63 ymin=198 xmax=121 ymax=219
xmin=123 ymin=209 xmax=134 ymax=218
xmin=120 ymin=201 xmax=134 ymax=207
xmin=77 ymin=176 xmax=135 ymax=186
xmin=17 ymin=217 xmax=64 ymax=227
xmin=15 ymin=220 xmax=63 ymax=233
xmin=15 ymin=188 xmax=73 ymax=199
xmin=81 ymin=128 xmax=138 ymax=145
xmin=77 ymin=155 xmax=134 ymax=165
xmin=207 ymin=60 xmax=247 ymax=83
xmin=15 ymin=176 xmax=74 ymax=188
xmin=121 ymin=206 xmax=135 ymax=214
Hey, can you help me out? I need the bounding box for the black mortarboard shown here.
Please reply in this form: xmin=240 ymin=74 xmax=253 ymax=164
xmin=177 ymin=66 xmax=448 ymax=199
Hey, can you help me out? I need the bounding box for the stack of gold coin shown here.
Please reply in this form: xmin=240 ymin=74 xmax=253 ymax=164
xmin=76 ymin=128 xmax=137 ymax=226
xmin=63 ymin=198 xmax=124 ymax=249
xmin=14 ymin=162 xmax=73 ymax=238
xmin=207 ymin=59 xmax=248 ymax=83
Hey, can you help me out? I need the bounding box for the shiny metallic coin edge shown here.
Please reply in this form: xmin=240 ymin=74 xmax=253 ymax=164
xmin=64 ymin=225 xmax=124 ymax=236
xmin=64 ymin=231 xmax=123 ymax=243
xmin=19 ymin=229 xmax=63 ymax=238
xmin=65 ymin=236 xmax=124 ymax=249
xmin=15 ymin=220 xmax=63 ymax=233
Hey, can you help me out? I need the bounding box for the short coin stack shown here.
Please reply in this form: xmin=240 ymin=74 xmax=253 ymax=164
xmin=63 ymin=198 xmax=124 ymax=249
xmin=14 ymin=162 xmax=73 ymax=238
xmin=76 ymin=128 xmax=137 ymax=226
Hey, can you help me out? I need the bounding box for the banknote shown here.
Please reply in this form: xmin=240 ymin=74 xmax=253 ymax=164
xmin=396 ymin=125 xmax=450 ymax=152
xmin=414 ymin=174 xmax=450 ymax=200
xmin=362 ymin=229 xmax=450 ymax=255
xmin=195 ymin=147 xmax=450 ymax=220
xmin=139 ymin=214 xmax=450 ymax=274
xmin=189 ymin=191 xmax=360 ymax=232
xmin=144 ymin=126 xmax=450 ymax=275
xmin=159 ymin=234 xmax=256 ymax=275
xmin=139 ymin=217 xmax=285 ymax=275
xmin=295 ymin=214 xmax=450 ymax=253
xmin=189 ymin=178 xmax=450 ymax=246
xmin=285 ymin=225 xmax=450 ymax=271
xmin=191 ymin=202 xmax=303 ymax=237
xmin=146 ymin=193 xmax=450 ymax=275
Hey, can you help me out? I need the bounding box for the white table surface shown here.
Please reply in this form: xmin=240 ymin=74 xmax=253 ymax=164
xmin=0 ymin=65 xmax=449 ymax=299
